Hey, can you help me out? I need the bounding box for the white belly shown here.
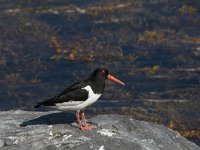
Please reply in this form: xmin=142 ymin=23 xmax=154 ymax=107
xmin=51 ymin=86 xmax=101 ymax=111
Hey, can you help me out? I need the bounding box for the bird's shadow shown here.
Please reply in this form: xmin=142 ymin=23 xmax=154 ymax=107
xmin=20 ymin=112 xmax=76 ymax=127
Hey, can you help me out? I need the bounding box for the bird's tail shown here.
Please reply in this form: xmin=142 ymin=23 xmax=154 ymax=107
xmin=34 ymin=102 xmax=43 ymax=108
xmin=34 ymin=97 xmax=55 ymax=108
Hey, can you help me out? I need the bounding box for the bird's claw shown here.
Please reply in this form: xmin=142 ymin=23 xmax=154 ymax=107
xmin=80 ymin=124 xmax=97 ymax=131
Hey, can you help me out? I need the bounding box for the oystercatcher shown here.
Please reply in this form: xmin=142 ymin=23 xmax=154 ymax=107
xmin=35 ymin=68 xmax=124 ymax=131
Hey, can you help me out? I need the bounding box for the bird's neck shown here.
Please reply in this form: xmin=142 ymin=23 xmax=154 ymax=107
xmin=89 ymin=78 xmax=105 ymax=94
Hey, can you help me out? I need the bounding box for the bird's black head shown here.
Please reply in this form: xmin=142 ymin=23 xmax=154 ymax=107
xmin=91 ymin=68 xmax=109 ymax=81
xmin=91 ymin=68 xmax=124 ymax=85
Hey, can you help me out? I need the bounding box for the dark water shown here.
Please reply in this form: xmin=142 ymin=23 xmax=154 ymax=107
xmin=0 ymin=0 xmax=200 ymax=145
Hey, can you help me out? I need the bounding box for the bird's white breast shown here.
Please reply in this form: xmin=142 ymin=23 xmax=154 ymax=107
xmin=80 ymin=85 xmax=101 ymax=108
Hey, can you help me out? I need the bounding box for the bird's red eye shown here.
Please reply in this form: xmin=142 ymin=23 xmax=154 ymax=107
xmin=101 ymin=70 xmax=105 ymax=74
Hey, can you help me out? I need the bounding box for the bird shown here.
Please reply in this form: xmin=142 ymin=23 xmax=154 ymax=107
xmin=35 ymin=68 xmax=125 ymax=131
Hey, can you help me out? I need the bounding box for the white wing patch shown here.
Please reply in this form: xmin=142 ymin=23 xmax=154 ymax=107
xmin=56 ymin=101 xmax=83 ymax=106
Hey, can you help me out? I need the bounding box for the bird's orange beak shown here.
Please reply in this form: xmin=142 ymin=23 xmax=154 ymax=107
xmin=107 ymin=74 xmax=125 ymax=86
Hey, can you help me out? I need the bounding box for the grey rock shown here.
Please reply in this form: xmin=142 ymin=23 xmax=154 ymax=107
xmin=0 ymin=110 xmax=199 ymax=150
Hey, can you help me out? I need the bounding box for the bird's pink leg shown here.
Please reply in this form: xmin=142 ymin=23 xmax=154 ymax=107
xmin=81 ymin=112 xmax=96 ymax=130
xmin=76 ymin=111 xmax=84 ymax=131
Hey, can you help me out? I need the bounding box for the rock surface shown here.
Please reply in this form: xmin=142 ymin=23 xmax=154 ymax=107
xmin=0 ymin=110 xmax=199 ymax=150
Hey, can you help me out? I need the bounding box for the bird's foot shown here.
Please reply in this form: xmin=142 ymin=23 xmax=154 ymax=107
xmin=80 ymin=123 xmax=97 ymax=131
xmin=77 ymin=111 xmax=97 ymax=131
xmin=84 ymin=123 xmax=97 ymax=130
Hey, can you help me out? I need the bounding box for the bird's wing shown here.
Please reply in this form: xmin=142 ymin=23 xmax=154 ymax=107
xmin=39 ymin=88 xmax=88 ymax=106
xmin=57 ymin=80 xmax=89 ymax=97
